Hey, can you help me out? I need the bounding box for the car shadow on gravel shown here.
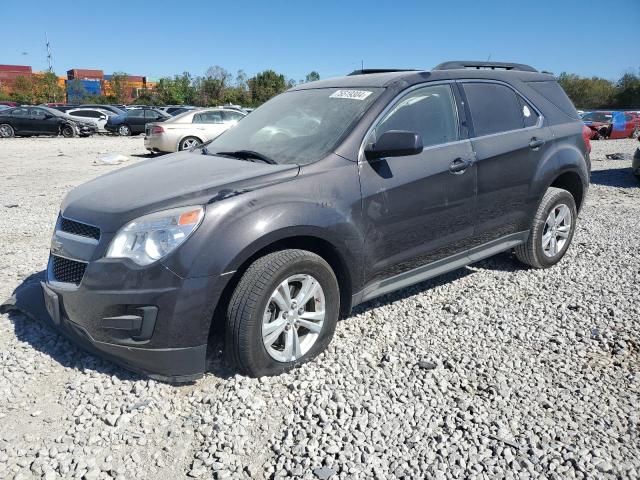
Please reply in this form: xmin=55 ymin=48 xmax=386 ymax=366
xmin=590 ymin=167 xmax=639 ymax=188
xmin=1 ymin=271 xmax=231 ymax=384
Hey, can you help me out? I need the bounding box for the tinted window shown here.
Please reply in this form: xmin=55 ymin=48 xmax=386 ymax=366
xmin=526 ymin=81 xmax=579 ymax=119
xmin=72 ymin=110 xmax=97 ymax=118
xmin=144 ymin=110 xmax=159 ymax=119
xmin=193 ymin=111 xmax=223 ymax=124
xmin=223 ymin=111 xmax=244 ymax=123
xmin=518 ymin=96 xmax=539 ymax=128
xmin=463 ymin=83 xmax=524 ymax=136
xmin=375 ymin=84 xmax=459 ymax=148
xmin=128 ymin=110 xmax=144 ymax=118
xmin=11 ymin=108 xmax=29 ymax=117
xmin=29 ymin=108 xmax=47 ymax=119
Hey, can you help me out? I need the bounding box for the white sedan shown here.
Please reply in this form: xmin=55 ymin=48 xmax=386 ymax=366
xmin=144 ymin=108 xmax=245 ymax=153
xmin=66 ymin=108 xmax=115 ymax=132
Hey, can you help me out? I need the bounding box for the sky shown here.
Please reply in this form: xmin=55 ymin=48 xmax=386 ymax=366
xmin=2 ymin=0 xmax=639 ymax=81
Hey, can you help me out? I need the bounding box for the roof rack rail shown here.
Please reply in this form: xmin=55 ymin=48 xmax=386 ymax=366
xmin=433 ymin=61 xmax=538 ymax=73
xmin=348 ymin=68 xmax=417 ymax=76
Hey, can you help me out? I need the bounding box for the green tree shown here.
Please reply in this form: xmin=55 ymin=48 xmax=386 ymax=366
xmin=32 ymin=73 xmax=65 ymax=103
xmin=305 ymin=71 xmax=320 ymax=82
xmin=10 ymin=75 xmax=35 ymax=104
xmin=110 ymin=72 xmax=132 ymax=104
xmin=613 ymin=71 xmax=640 ymax=109
xmin=248 ymin=70 xmax=287 ymax=105
xmin=556 ymin=72 xmax=616 ymax=109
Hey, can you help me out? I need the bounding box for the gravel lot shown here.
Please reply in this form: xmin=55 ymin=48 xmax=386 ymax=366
xmin=1 ymin=135 xmax=639 ymax=480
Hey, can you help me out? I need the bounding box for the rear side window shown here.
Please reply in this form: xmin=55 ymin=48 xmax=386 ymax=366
xmin=375 ymin=84 xmax=459 ymax=148
xmin=193 ymin=111 xmax=223 ymax=124
xmin=128 ymin=110 xmax=144 ymax=118
xmin=526 ymin=81 xmax=579 ymax=119
xmin=463 ymin=83 xmax=524 ymax=136
xmin=518 ymin=96 xmax=539 ymax=128
xmin=12 ymin=108 xmax=29 ymax=117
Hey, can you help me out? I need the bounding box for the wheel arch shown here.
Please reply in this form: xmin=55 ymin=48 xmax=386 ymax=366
xmin=549 ymin=170 xmax=585 ymax=211
xmin=208 ymin=233 xmax=355 ymax=341
xmin=177 ymin=134 xmax=203 ymax=151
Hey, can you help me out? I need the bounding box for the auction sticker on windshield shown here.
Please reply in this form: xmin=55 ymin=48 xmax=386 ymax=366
xmin=329 ymin=90 xmax=373 ymax=100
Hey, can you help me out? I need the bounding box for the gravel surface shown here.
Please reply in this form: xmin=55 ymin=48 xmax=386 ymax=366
xmin=1 ymin=135 xmax=639 ymax=479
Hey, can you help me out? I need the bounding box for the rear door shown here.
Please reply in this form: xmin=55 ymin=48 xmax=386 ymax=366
xmin=10 ymin=107 xmax=31 ymax=133
xmin=460 ymin=81 xmax=553 ymax=244
xmin=193 ymin=110 xmax=227 ymax=140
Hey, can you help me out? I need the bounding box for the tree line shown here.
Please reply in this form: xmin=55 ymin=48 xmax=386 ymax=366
xmin=2 ymin=65 xmax=638 ymax=110
xmin=556 ymin=70 xmax=640 ymax=110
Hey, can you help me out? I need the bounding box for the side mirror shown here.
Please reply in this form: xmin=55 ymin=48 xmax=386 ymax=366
xmin=364 ymin=130 xmax=423 ymax=160
xmin=100 ymin=115 xmax=107 ymax=120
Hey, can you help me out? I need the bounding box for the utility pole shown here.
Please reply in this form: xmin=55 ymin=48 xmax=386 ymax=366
xmin=45 ymin=32 xmax=53 ymax=73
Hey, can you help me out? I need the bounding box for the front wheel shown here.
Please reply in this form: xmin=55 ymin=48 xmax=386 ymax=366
xmin=118 ymin=125 xmax=131 ymax=136
xmin=61 ymin=125 xmax=74 ymax=138
xmin=225 ymin=249 xmax=340 ymax=377
xmin=515 ymin=187 xmax=577 ymax=269
xmin=0 ymin=124 xmax=15 ymax=138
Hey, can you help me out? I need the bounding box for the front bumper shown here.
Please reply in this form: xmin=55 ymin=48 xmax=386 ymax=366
xmin=42 ymin=214 xmax=227 ymax=381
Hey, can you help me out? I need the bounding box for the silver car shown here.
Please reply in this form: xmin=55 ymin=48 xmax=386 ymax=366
xmin=144 ymin=108 xmax=245 ymax=153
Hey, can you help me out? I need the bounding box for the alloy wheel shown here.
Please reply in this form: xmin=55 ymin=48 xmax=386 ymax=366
xmin=0 ymin=124 xmax=14 ymax=138
xmin=261 ymin=274 xmax=326 ymax=363
xmin=181 ymin=138 xmax=199 ymax=150
xmin=542 ymin=203 xmax=572 ymax=257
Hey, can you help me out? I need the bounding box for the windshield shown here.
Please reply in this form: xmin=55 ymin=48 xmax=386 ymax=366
xmin=206 ymin=87 xmax=382 ymax=165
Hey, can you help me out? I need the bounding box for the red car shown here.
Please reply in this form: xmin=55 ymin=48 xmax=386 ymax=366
xmin=0 ymin=101 xmax=18 ymax=107
xmin=581 ymin=111 xmax=640 ymax=139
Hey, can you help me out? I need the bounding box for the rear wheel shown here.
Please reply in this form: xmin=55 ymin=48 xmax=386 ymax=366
xmin=179 ymin=136 xmax=202 ymax=151
xmin=61 ymin=125 xmax=74 ymax=138
xmin=118 ymin=124 xmax=131 ymax=136
xmin=225 ymin=249 xmax=340 ymax=377
xmin=515 ymin=187 xmax=577 ymax=269
xmin=0 ymin=124 xmax=14 ymax=138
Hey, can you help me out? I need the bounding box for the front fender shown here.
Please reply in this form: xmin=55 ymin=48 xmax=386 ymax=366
xmin=162 ymin=155 xmax=364 ymax=290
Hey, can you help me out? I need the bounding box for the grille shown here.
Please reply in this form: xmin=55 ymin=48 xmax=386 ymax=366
xmin=51 ymin=255 xmax=87 ymax=285
xmin=60 ymin=217 xmax=100 ymax=240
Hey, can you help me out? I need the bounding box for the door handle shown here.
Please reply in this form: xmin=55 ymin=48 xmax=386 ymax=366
xmin=529 ymin=137 xmax=545 ymax=150
xmin=449 ymin=158 xmax=472 ymax=174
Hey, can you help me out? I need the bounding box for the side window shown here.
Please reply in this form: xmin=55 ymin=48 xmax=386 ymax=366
xmin=144 ymin=110 xmax=158 ymax=119
xmin=193 ymin=111 xmax=223 ymax=124
xmin=12 ymin=108 xmax=29 ymax=117
xmin=375 ymin=84 xmax=459 ymax=148
xmin=128 ymin=110 xmax=144 ymax=118
xmin=222 ymin=111 xmax=244 ymax=123
xmin=518 ymin=96 xmax=539 ymax=128
xmin=72 ymin=111 xmax=91 ymax=118
xmin=30 ymin=108 xmax=46 ymax=119
xmin=463 ymin=83 xmax=524 ymax=136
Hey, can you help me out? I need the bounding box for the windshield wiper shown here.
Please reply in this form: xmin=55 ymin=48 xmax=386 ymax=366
xmin=214 ymin=150 xmax=278 ymax=165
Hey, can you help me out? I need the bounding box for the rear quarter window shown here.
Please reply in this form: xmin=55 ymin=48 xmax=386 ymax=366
xmin=526 ymin=81 xmax=579 ymax=120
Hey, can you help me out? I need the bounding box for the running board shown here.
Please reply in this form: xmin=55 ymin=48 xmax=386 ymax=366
xmin=353 ymin=231 xmax=529 ymax=305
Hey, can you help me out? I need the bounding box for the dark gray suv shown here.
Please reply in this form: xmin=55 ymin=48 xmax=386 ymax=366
xmin=43 ymin=61 xmax=590 ymax=381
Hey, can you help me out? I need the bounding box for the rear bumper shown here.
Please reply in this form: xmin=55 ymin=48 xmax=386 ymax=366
xmin=144 ymin=134 xmax=176 ymax=153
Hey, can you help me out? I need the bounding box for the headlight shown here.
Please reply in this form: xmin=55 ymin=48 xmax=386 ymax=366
xmin=106 ymin=206 xmax=204 ymax=266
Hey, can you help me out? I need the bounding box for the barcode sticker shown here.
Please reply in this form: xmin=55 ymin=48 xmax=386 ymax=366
xmin=329 ymin=90 xmax=373 ymax=100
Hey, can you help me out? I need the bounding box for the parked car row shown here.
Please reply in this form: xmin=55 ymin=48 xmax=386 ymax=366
xmin=0 ymin=106 xmax=97 ymax=138
xmin=580 ymin=110 xmax=640 ymax=139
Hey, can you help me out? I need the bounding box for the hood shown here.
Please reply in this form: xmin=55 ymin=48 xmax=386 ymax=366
xmin=61 ymin=151 xmax=299 ymax=232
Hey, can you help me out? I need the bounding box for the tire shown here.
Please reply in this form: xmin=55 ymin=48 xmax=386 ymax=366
xmin=61 ymin=125 xmax=74 ymax=138
xmin=225 ymin=249 xmax=340 ymax=377
xmin=0 ymin=124 xmax=14 ymax=138
xmin=515 ymin=187 xmax=577 ymax=269
xmin=118 ymin=124 xmax=131 ymax=136
xmin=179 ymin=136 xmax=202 ymax=151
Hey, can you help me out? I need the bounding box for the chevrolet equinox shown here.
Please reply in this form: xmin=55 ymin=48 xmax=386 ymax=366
xmin=43 ymin=61 xmax=590 ymax=381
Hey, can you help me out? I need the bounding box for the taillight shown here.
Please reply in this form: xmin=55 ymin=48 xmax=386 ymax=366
xmin=581 ymin=125 xmax=591 ymax=154
xmin=152 ymin=125 xmax=164 ymax=134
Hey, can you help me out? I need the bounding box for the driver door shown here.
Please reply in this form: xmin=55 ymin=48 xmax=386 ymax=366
xmin=359 ymin=83 xmax=477 ymax=290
